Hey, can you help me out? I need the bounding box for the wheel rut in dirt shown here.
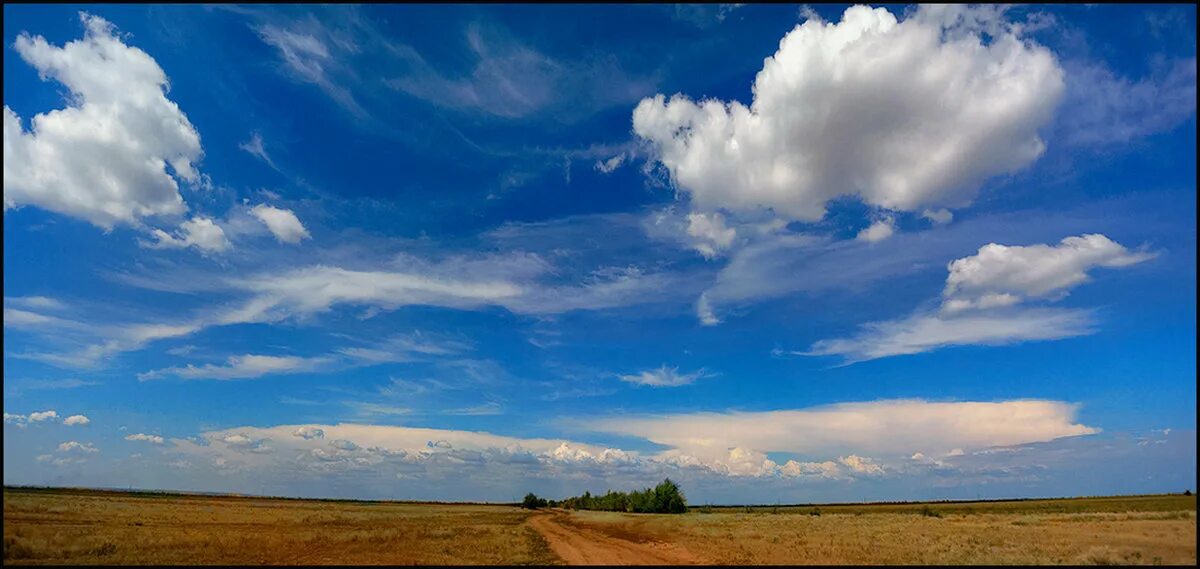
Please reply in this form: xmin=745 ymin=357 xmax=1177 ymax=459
xmin=527 ymin=510 xmax=701 ymax=566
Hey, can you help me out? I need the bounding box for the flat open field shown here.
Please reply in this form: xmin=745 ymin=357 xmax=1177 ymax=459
xmin=3 ymin=488 xmax=1195 ymax=565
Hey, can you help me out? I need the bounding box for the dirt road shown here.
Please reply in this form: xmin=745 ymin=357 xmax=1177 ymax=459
xmin=527 ymin=510 xmax=701 ymax=565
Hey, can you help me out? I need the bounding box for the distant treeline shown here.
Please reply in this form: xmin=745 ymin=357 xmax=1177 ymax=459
xmin=522 ymin=478 xmax=687 ymax=514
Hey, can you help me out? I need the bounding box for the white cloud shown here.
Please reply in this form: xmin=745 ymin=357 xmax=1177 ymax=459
xmin=4 ymin=296 xmax=66 ymax=311
xmin=804 ymin=308 xmax=1096 ymax=363
xmin=125 ymin=433 xmax=165 ymax=444
xmin=633 ymin=5 xmax=1063 ymax=222
xmin=16 ymin=251 xmax=685 ymax=369
xmin=386 ymin=23 xmax=653 ymax=121
xmin=686 ymin=212 xmax=737 ymax=259
xmin=673 ymin=4 xmax=744 ymax=29
xmin=586 ymin=399 xmax=1097 ymax=461
xmin=57 ymin=441 xmax=99 ymax=454
xmin=856 ymin=217 xmax=895 ymax=243
xmin=619 ymin=365 xmax=709 ymax=387
xmin=922 ymin=208 xmax=954 ymax=225
xmin=4 ymin=13 xmax=202 ymax=229
xmin=239 ymin=131 xmax=277 ymax=169
xmin=293 ymin=426 xmax=325 ymax=440
xmin=804 ymin=233 xmax=1153 ymax=362
xmin=337 ymin=332 xmax=472 ymax=364
xmin=28 ymin=410 xmax=59 ymax=423
xmin=838 ymin=454 xmax=883 ymax=475
xmin=696 ymin=293 xmax=720 ymax=327
xmin=250 ymin=204 xmax=311 ymax=244
xmin=780 ymin=459 xmax=841 ymax=479
xmin=63 ymin=414 xmax=90 ymax=426
xmin=4 ymin=413 xmax=28 ymax=428
xmin=1058 ymin=57 xmax=1196 ymax=148
xmin=594 ymin=153 xmax=626 ymax=174
xmin=257 ymin=24 xmax=363 ymax=116
xmin=2 ymin=308 xmax=83 ymax=331
xmin=942 ymin=234 xmax=1156 ymax=312
xmin=329 ymin=439 xmax=359 ymax=451
xmin=138 ymin=354 xmax=333 ymax=381
xmin=444 ymin=402 xmax=504 ymax=416
xmin=145 ymin=217 xmax=231 ymax=253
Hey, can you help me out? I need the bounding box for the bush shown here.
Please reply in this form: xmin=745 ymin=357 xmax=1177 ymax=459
xmin=521 ymin=493 xmax=548 ymax=510
xmin=920 ymin=505 xmax=942 ymax=518
xmin=547 ymin=479 xmax=687 ymax=514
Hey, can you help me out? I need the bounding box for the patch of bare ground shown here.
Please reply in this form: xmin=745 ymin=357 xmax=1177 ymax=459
xmin=528 ymin=510 xmax=703 ymax=565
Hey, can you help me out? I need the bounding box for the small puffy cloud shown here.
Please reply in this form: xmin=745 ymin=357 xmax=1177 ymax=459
xmin=686 ymin=212 xmax=737 ymax=259
xmin=145 ymin=217 xmax=231 ymax=254
xmin=619 ymin=365 xmax=709 ymax=387
xmin=4 ymin=13 xmax=201 ymax=228
xmin=942 ymin=234 xmax=1155 ymax=312
xmin=293 ymin=426 xmax=325 ymax=440
xmin=215 ymin=433 xmax=272 ymax=454
xmin=594 ymin=153 xmax=626 ymax=174
xmin=125 ymin=433 xmax=165 ymax=444
xmin=28 ymin=410 xmax=59 ymax=423
xmin=250 ymin=204 xmax=311 ymax=244
xmin=856 ymin=217 xmax=896 ymax=243
xmin=329 ymin=439 xmax=359 ymax=451
xmin=57 ymin=441 xmax=99 ymax=454
xmin=63 ymin=415 xmax=90 ymax=426
xmin=805 ymin=234 xmax=1154 ymax=362
xmin=633 ymin=5 xmax=1063 ymax=222
xmin=781 ymin=459 xmax=841 ymax=479
xmin=138 ymin=354 xmax=332 ymax=381
xmin=4 ymin=413 xmax=29 ymax=428
xmin=838 ymin=454 xmax=883 ymax=475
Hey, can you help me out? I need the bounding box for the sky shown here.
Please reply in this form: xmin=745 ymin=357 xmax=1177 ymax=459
xmin=2 ymin=4 xmax=1196 ymax=504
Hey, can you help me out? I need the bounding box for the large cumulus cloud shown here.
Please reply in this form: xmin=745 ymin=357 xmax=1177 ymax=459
xmin=4 ymin=13 xmax=203 ymax=229
xmin=633 ymin=5 xmax=1064 ymax=222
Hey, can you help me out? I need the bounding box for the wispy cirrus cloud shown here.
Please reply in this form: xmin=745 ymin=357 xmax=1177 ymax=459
xmin=138 ymin=354 xmax=334 ymax=381
xmin=386 ymin=22 xmax=656 ymax=121
xmin=619 ymin=365 xmax=711 ymax=388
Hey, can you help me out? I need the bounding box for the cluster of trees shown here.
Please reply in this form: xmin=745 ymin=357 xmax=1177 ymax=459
xmin=521 ymin=493 xmax=549 ymax=509
xmin=521 ymin=479 xmax=687 ymax=514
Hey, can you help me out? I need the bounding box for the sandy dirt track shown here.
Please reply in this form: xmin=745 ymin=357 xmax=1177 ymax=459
xmin=527 ymin=510 xmax=702 ymax=565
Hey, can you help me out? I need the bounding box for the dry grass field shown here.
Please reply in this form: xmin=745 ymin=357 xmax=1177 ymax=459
xmin=3 ymin=488 xmax=1195 ymax=565
xmin=2 ymin=488 xmax=557 ymax=565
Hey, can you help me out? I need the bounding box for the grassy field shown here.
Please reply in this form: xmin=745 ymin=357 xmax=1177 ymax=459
xmin=565 ymin=497 xmax=1196 ymax=565
xmin=3 ymin=488 xmax=1195 ymax=565
xmin=2 ymin=488 xmax=556 ymax=565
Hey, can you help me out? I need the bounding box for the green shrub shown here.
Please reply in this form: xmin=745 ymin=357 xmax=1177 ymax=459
xmin=521 ymin=493 xmax=547 ymax=510
xmin=543 ymin=479 xmax=688 ymax=514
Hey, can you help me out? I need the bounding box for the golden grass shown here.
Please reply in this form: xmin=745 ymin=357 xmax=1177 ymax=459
xmin=2 ymin=489 xmax=557 ymax=565
xmin=3 ymin=489 xmax=1195 ymax=565
xmin=563 ymin=497 xmax=1197 ymax=565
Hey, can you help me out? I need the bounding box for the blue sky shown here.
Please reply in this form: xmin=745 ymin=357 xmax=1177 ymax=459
xmin=3 ymin=4 xmax=1196 ymax=504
